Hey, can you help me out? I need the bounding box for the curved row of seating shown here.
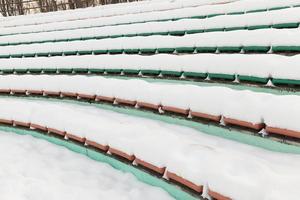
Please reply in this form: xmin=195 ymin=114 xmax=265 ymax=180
xmin=1 ymin=0 xmax=298 ymax=37
xmin=0 ymin=29 xmax=299 ymax=59
xmin=0 ymin=75 xmax=299 ymax=140
xmin=0 ymin=54 xmax=299 ymax=87
xmin=1 ymin=7 xmax=299 ymax=46
xmin=0 ymin=0 xmax=234 ymax=28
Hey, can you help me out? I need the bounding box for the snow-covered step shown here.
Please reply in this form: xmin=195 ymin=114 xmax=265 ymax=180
xmin=1 ymin=54 xmax=300 ymax=87
xmin=0 ymin=0 xmax=234 ymax=28
xmin=1 ymin=0 xmax=299 ymax=37
xmin=1 ymin=7 xmax=300 ymax=46
xmin=1 ymin=28 xmax=300 ymax=58
xmin=0 ymin=97 xmax=300 ymax=200
xmin=0 ymin=75 xmax=300 ymax=140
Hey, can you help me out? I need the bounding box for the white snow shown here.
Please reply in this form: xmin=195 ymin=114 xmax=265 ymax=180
xmin=0 ymin=131 xmax=173 ymax=200
xmin=0 ymin=98 xmax=299 ymax=200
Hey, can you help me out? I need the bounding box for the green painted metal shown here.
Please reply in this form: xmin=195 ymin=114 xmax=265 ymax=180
xmin=247 ymin=24 xmax=271 ymax=30
xmin=58 ymin=68 xmax=73 ymax=73
xmin=246 ymin=9 xmax=267 ymax=13
xmin=93 ymin=49 xmax=108 ymax=54
xmin=169 ymin=30 xmax=186 ymax=36
xmin=63 ymin=51 xmax=78 ymax=56
xmin=238 ymin=75 xmax=269 ymax=84
xmin=0 ymin=126 xmax=198 ymax=200
xmin=140 ymin=48 xmax=156 ymax=54
xmin=209 ymin=73 xmax=235 ymax=81
xmin=10 ymin=54 xmax=23 ymax=58
xmin=185 ymin=29 xmax=203 ymax=34
xmin=77 ymin=50 xmax=93 ymax=55
xmin=23 ymin=53 xmax=36 ymax=57
xmin=268 ymin=6 xmax=289 ymax=11
xmin=36 ymin=52 xmax=49 ymax=57
xmin=225 ymin=27 xmax=246 ymax=31
xmin=28 ymin=68 xmax=42 ymax=73
xmin=1 ymin=69 xmax=14 ymax=74
xmin=50 ymin=52 xmax=63 ymax=56
xmin=204 ymin=28 xmax=224 ymax=32
xmin=108 ymin=49 xmax=124 ymax=54
xmin=43 ymin=68 xmax=57 ymax=73
xmin=124 ymin=49 xmax=140 ymax=54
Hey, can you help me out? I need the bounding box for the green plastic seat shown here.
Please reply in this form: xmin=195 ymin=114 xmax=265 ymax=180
xmin=196 ymin=47 xmax=217 ymax=53
xmin=190 ymin=15 xmax=206 ymax=19
xmin=55 ymin=38 xmax=69 ymax=42
xmin=238 ymin=75 xmax=269 ymax=84
xmin=138 ymin=32 xmax=153 ymax=37
xmin=0 ymin=43 xmax=8 ymax=46
xmin=209 ymin=73 xmax=235 ymax=81
xmin=10 ymin=54 xmax=23 ymax=58
xmin=93 ymin=49 xmax=108 ymax=54
xmin=141 ymin=70 xmax=161 ymax=76
xmin=123 ymin=33 xmax=137 ymax=37
xmin=176 ymin=47 xmax=195 ymax=53
xmin=43 ymin=68 xmax=57 ymax=74
xmin=50 ymin=52 xmax=63 ymax=56
xmin=23 ymin=53 xmax=36 ymax=57
xmin=247 ymin=24 xmax=271 ymax=30
xmin=243 ymin=46 xmax=270 ymax=53
xmin=140 ymin=48 xmax=156 ymax=54
xmin=64 ymin=51 xmax=78 ymax=56
xmin=58 ymin=68 xmax=73 ymax=74
xmin=108 ymin=49 xmax=124 ymax=54
xmin=15 ymin=69 xmax=28 ymax=74
xmin=28 ymin=68 xmax=42 ymax=73
xmin=88 ymin=69 xmax=105 ymax=74
xmin=2 ymin=69 xmax=14 ymax=74
xmin=207 ymin=13 xmax=222 ymax=18
xmin=268 ymin=6 xmax=289 ymax=11
xmin=161 ymin=70 xmax=182 ymax=77
xmin=78 ymin=50 xmax=93 ymax=55
xmin=73 ymin=68 xmax=89 ymax=73
xmin=110 ymin=34 xmax=123 ymax=39
xmin=0 ymin=55 xmax=10 ymax=59
xmin=272 ymin=78 xmax=300 ymax=86
xmin=227 ymin=11 xmax=244 ymax=15
xmin=153 ymin=32 xmax=169 ymax=36
xmin=272 ymin=46 xmax=300 ymax=53
xmin=105 ymin=69 xmax=122 ymax=74
xmin=8 ymin=42 xmax=20 ymax=45
xmin=82 ymin=36 xmax=96 ymax=40
xmin=157 ymin=48 xmax=175 ymax=53
xmin=218 ymin=46 xmax=242 ymax=53
xmin=169 ymin=30 xmax=186 ymax=36
xmin=183 ymin=72 xmax=207 ymax=79
xmin=246 ymin=9 xmax=267 ymax=13
xmin=204 ymin=28 xmax=224 ymax=32
xmin=36 ymin=52 xmax=49 ymax=57
xmin=123 ymin=69 xmax=140 ymax=75
xmin=272 ymin=23 xmax=299 ymax=29
xmin=68 ymin=38 xmax=81 ymax=42
xmin=124 ymin=49 xmax=140 ymax=54
xmin=225 ymin=27 xmax=246 ymax=31
xmin=186 ymin=29 xmax=203 ymax=34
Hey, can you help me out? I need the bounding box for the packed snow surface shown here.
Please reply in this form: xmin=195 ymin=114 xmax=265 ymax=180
xmin=0 ymin=131 xmax=173 ymax=200
xmin=0 ymin=98 xmax=299 ymax=200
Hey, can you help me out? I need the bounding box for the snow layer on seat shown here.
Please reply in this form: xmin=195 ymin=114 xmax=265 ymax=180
xmin=0 ymin=98 xmax=300 ymax=200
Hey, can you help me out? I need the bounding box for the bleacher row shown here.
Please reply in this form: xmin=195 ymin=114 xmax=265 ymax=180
xmin=1 ymin=0 xmax=300 ymax=200
xmin=0 ymin=1 xmax=299 ymax=37
xmin=0 ymin=54 xmax=299 ymax=87
xmin=0 ymin=7 xmax=300 ymax=46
